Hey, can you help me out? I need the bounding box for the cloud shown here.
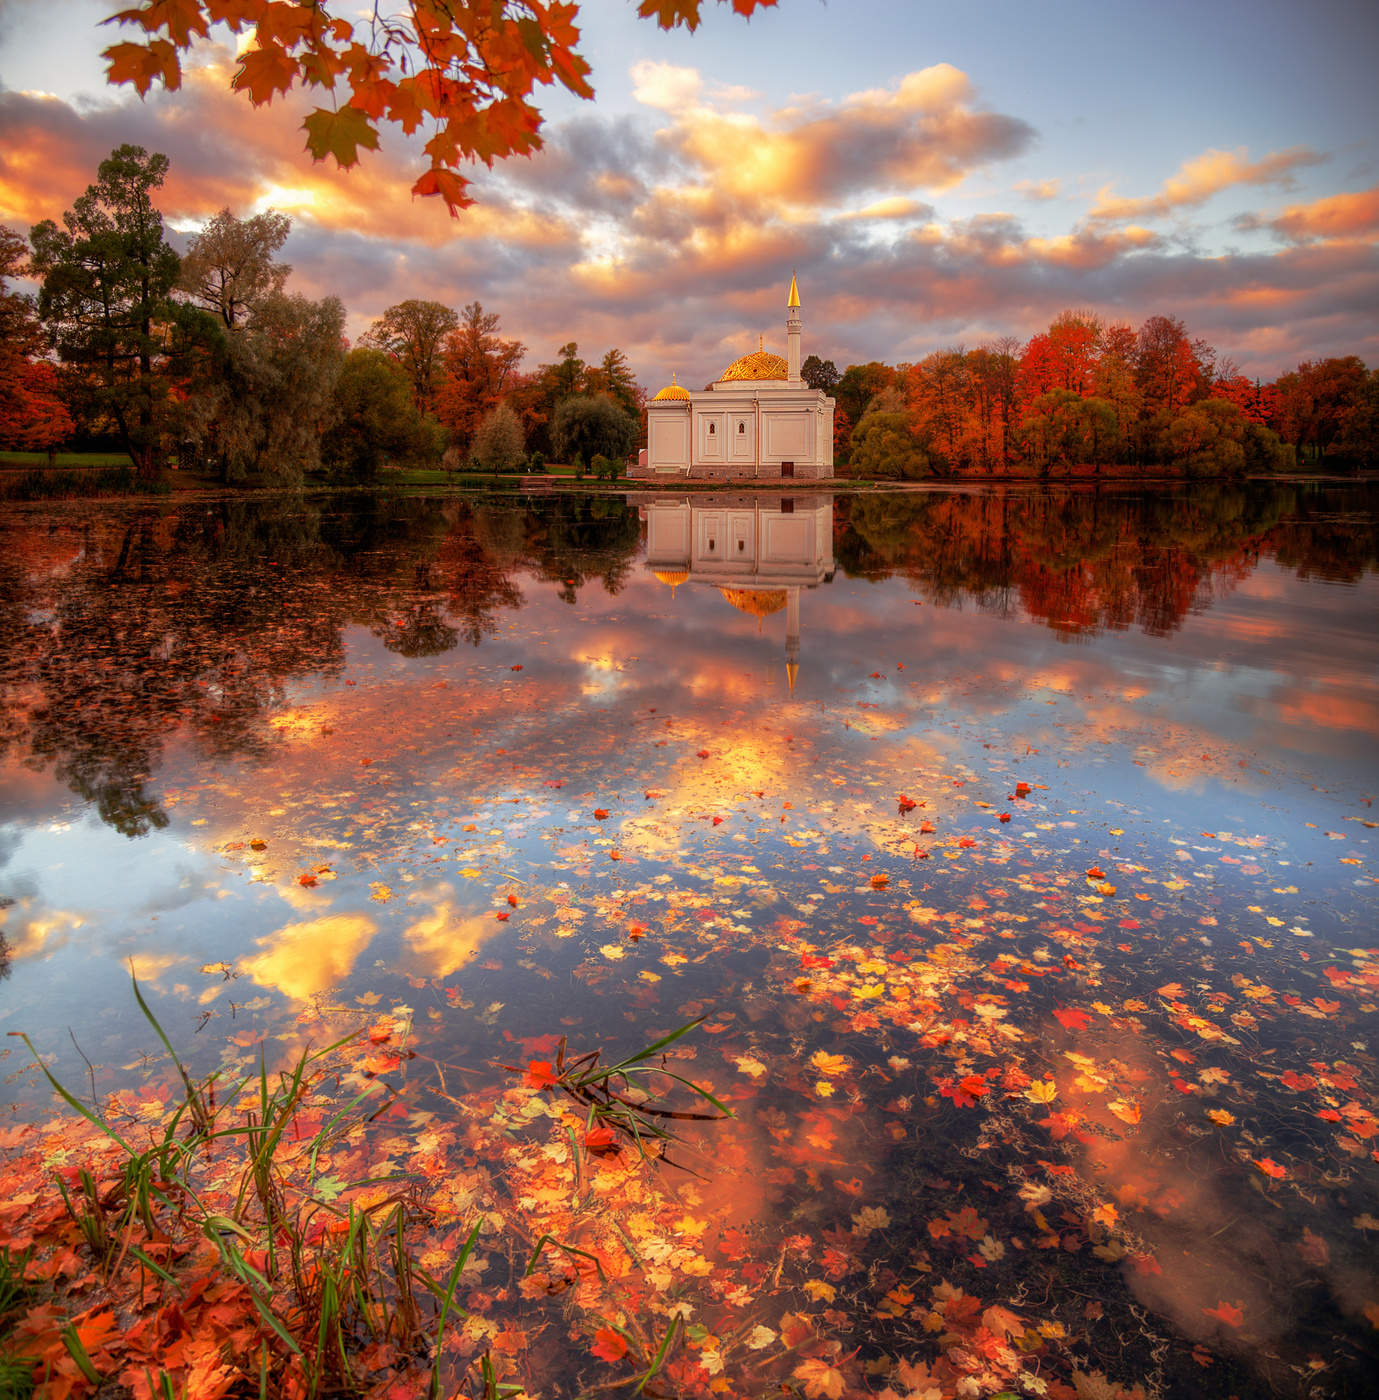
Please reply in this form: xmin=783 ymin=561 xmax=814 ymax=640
xmin=1015 ymin=178 xmax=1060 ymax=201
xmin=666 ymin=63 xmax=1033 ymax=208
xmin=1089 ymin=146 xmax=1325 ymax=224
xmin=1235 ymin=186 xmax=1379 ymax=244
xmin=630 ymin=60 xmax=703 ymax=111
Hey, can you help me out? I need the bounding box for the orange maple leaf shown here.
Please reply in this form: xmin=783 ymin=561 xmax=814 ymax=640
xmin=590 ymin=1326 xmax=627 ymax=1362
xmin=1254 ymin=1157 xmax=1287 ymax=1179
xmin=525 ymin=1060 xmax=558 ymax=1089
xmin=1203 ymin=1299 xmax=1244 ymax=1327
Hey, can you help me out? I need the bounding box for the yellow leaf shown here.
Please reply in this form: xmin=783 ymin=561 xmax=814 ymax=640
xmin=810 ymin=1050 xmax=849 ymax=1076
xmin=793 ymin=1357 xmax=847 ymax=1399
xmin=802 ymin=1279 xmax=836 ymax=1302
xmin=1025 ymin=1079 xmax=1058 ymax=1103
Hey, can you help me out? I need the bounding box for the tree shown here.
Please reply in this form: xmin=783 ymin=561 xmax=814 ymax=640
xmin=0 ymin=226 xmax=73 ymax=457
xmin=551 ymin=394 xmax=636 ymax=466
xmin=184 ymin=292 xmax=345 ymax=483
xmin=1019 ymin=390 xmax=1118 ymax=475
xmin=100 ymin=2 xmax=782 ymax=213
xmin=471 ymin=403 xmax=526 ymax=473
xmin=585 ymin=347 xmax=640 ymax=422
xmin=835 ymin=361 xmax=899 ymax=426
xmin=360 ymin=300 xmax=459 ymax=415
xmin=1135 ymin=314 xmax=1208 ymax=422
xmin=178 ymin=208 xmax=290 ymax=329
xmin=801 ymin=355 xmax=840 ymax=393
xmin=323 ymin=348 xmax=428 ymax=480
xmin=29 ymin=145 xmax=182 ymax=479
xmin=434 ymin=302 xmax=524 ymax=452
xmin=848 ymin=409 xmax=929 ymax=480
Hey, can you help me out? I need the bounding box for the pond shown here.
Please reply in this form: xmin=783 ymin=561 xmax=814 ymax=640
xmin=0 ymin=481 xmax=1376 ymax=1398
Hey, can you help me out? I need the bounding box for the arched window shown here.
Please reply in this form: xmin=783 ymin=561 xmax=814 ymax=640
xmin=737 ymin=421 xmax=746 ymax=435
xmin=708 ymin=422 xmax=716 ymax=435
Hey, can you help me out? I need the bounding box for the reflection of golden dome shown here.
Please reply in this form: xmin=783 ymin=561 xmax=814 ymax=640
xmin=720 ymin=347 xmax=787 ymax=382
xmin=654 ymin=569 xmax=690 ymax=586
xmin=653 ymin=372 xmax=690 ymax=401
xmin=719 ymin=587 xmax=787 ymax=618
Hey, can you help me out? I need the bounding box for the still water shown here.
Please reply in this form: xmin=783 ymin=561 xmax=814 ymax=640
xmin=1 ymin=482 xmax=1376 ymax=1397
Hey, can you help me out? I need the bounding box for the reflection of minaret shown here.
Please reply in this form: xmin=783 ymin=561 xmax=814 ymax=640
xmin=786 ymin=272 xmax=802 ymax=383
xmin=785 ymin=584 xmax=800 ymax=693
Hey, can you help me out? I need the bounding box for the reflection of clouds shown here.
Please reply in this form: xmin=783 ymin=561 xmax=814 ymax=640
xmin=126 ymin=951 xmax=185 ymax=983
xmin=399 ymin=888 xmax=502 ymax=980
xmin=0 ymin=903 xmax=85 ymax=963
xmin=241 ymin=914 xmax=378 ymax=1001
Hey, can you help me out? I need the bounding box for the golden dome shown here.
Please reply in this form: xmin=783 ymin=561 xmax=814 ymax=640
xmin=654 ymin=569 xmax=690 ymax=586
xmin=719 ymin=347 xmax=787 ymax=383
xmin=653 ymin=372 xmax=690 ymax=401
xmin=719 ymin=587 xmax=787 ymax=618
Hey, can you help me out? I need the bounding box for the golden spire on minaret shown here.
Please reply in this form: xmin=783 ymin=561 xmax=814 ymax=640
xmin=787 ymin=271 xmax=800 ymax=308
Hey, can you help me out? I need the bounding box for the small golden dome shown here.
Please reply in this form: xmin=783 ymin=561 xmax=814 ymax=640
xmin=654 ymin=569 xmax=690 ymax=586
xmin=719 ymin=587 xmax=787 ymax=618
xmin=653 ymin=372 xmax=690 ymax=401
xmin=719 ymin=347 xmax=788 ymax=383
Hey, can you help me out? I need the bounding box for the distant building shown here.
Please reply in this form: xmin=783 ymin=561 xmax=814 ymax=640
xmin=638 ymin=276 xmax=835 ymax=480
xmin=637 ymin=490 xmax=836 ymax=692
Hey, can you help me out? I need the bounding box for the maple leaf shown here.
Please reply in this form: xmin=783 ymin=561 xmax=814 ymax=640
xmin=412 ymin=166 xmax=473 ymax=212
xmin=1203 ymin=1299 xmax=1244 ymax=1327
xmin=794 ymin=1356 xmax=847 ymax=1400
xmin=593 ymin=808 xmax=609 ymax=819
xmin=302 ymin=105 xmax=380 ymax=168
xmin=1254 ymin=1157 xmax=1287 ymax=1179
xmin=1053 ymin=1006 xmax=1091 ymax=1031
xmin=103 ymin=38 xmax=182 ymax=96
xmin=233 ymin=44 xmax=296 ymax=104
xmin=524 ymin=1060 xmax=558 ymax=1089
xmin=590 ymin=1326 xmax=627 ymax=1362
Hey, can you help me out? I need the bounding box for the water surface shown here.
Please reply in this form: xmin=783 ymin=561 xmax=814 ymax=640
xmin=1 ymin=482 xmax=1376 ymax=1398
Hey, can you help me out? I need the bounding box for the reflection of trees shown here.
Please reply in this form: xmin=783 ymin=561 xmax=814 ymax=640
xmin=837 ymin=483 xmax=1376 ymax=639
xmin=0 ymin=492 xmax=645 ymax=837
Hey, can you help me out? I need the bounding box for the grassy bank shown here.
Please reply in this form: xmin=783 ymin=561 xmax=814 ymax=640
xmin=0 ymin=984 xmax=722 ymax=1399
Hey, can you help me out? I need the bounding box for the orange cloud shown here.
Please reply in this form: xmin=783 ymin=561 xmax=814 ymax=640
xmin=1089 ymin=145 xmax=1323 ymax=224
xmin=1247 ymin=186 xmax=1379 ymax=244
xmin=654 ymin=63 xmax=1031 ymax=209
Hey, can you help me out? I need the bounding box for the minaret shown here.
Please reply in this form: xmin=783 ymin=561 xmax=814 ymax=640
xmin=786 ymin=272 xmax=801 ymax=383
xmin=785 ymin=585 xmax=800 ymax=693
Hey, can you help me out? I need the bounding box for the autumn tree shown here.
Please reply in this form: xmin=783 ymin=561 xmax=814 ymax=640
xmin=1270 ymin=356 xmax=1370 ymax=462
xmin=29 ymin=145 xmax=183 ymax=479
xmin=434 ymin=302 xmax=525 ymax=452
xmin=1019 ymin=389 xmax=1118 ymax=476
xmin=100 ymin=2 xmax=784 ymax=213
xmin=0 ymin=225 xmax=73 ymax=458
xmin=178 ymin=208 xmax=291 ymax=329
xmin=360 ymin=299 xmax=459 ymax=415
xmin=1135 ymin=315 xmax=1208 ymax=424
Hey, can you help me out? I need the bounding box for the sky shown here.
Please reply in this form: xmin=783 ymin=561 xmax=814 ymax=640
xmin=1 ymin=0 xmax=1377 ymax=390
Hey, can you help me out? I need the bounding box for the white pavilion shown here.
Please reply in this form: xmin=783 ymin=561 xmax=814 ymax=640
xmin=638 ymin=275 xmax=836 ymax=480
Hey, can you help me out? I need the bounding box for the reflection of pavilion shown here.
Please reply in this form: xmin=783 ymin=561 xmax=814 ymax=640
xmin=634 ymin=492 xmax=835 ymax=691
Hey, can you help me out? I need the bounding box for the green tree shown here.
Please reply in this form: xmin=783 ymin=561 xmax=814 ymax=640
xmin=848 ymin=409 xmax=929 ymax=480
xmin=551 ymin=393 xmax=636 ymax=467
xmin=185 ymin=292 xmax=345 ymax=483
xmin=29 ymin=145 xmax=182 ymax=480
xmin=360 ymin=299 xmax=459 ymax=415
xmin=801 ymin=354 xmax=840 ymax=393
xmin=834 ymin=361 xmax=899 ymax=427
xmin=178 ymin=207 xmax=290 ymax=330
xmin=323 ymin=348 xmax=427 ymax=480
xmin=471 ymin=403 xmax=526 ymax=473
xmin=586 ymin=347 xmax=640 ymax=422
xmin=1019 ymin=390 xmax=1119 ymax=475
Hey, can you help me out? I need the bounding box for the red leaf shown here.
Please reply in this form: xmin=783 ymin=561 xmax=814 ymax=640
xmin=525 ymin=1060 xmax=558 ymax=1089
xmin=593 ymin=809 xmax=609 ymax=820
xmin=590 ymin=1326 xmax=627 ymax=1362
xmin=1203 ymin=1299 xmax=1244 ymax=1327
xmin=1053 ymin=1007 xmax=1091 ymax=1031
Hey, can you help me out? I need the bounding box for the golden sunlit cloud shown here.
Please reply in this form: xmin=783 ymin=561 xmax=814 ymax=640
xmin=241 ymin=914 xmax=378 ymax=1001
xmin=1089 ymin=145 xmax=1323 ymax=224
xmin=1242 ymin=185 xmax=1379 ymax=244
xmin=399 ymin=892 xmax=502 ymax=980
